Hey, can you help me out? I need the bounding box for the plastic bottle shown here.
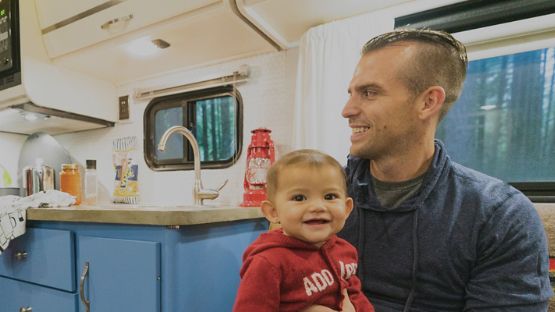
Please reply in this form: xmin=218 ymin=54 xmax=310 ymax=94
xmin=60 ymin=164 xmax=82 ymax=205
xmin=84 ymin=160 xmax=97 ymax=205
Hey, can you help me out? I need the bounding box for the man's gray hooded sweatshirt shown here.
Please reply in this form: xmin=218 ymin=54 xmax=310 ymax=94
xmin=339 ymin=140 xmax=553 ymax=312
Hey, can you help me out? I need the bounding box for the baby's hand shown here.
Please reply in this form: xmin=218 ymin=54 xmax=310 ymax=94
xmin=300 ymin=306 xmax=337 ymax=312
xmin=300 ymin=289 xmax=356 ymax=312
xmin=341 ymin=289 xmax=356 ymax=312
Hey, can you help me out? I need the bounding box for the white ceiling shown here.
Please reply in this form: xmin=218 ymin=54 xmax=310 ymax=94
xmin=52 ymin=0 xmax=414 ymax=85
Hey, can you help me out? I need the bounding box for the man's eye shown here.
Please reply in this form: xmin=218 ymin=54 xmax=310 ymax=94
xmin=363 ymin=89 xmax=377 ymax=98
xmin=292 ymin=194 xmax=306 ymax=201
xmin=324 ymin=193 xmax=339 ymax=200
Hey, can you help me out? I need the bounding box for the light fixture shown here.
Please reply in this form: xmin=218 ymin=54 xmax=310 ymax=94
xmin=23 ymin=112 xmax=38 ymax=121
xmin=19 ymin=110 xmax=50 ymax=122
xmin=124 ymin=37 xmax=170 ymax=57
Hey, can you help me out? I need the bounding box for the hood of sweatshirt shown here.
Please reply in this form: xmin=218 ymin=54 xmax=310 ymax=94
xmin=348 ymin=139 xmax=449 ymax=213
xmin=240 ymin=229 xmax=338 ymax=277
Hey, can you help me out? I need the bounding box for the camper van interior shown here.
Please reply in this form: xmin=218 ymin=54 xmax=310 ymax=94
xmin=1 ymin=0 xmax=554 ymax=311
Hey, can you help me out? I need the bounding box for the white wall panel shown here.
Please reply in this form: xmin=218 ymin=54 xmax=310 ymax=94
xmin=55 ymin=48 xmax=298 ymax=206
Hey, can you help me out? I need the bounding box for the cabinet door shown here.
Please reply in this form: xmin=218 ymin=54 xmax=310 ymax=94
xmin=37 ymin=0 xmax=220 ymax=58
xmin=0 ymin=228 xmax=75 ymax=291
xmin=0 ymin=277 xmax=78 ymax=312
xmin=34 ymin=0 xmax=106 ymax=28
xmin=77 ymin=236 xmax=160 ymax=312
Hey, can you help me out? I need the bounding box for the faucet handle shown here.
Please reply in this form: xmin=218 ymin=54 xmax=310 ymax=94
xmin=197 ymin=180 xmax=228 ymax=203
xmin=217 ymin=179 xmax=228 ymax=192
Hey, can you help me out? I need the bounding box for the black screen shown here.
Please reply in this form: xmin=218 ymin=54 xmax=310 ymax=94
xmin=0 ymin=0 xmax=20 ymax=91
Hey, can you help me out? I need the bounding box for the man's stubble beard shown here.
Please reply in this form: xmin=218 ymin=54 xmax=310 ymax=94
xmin=349 ymin=126 xmax=414 ymax=161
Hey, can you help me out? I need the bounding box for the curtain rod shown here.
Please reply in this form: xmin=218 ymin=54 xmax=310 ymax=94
xmin=133 ymin=65 xmax=250 ymax=100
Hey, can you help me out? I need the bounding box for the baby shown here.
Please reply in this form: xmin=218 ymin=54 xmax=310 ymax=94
xmin=233 ymin=149 xmax=374 ymax=311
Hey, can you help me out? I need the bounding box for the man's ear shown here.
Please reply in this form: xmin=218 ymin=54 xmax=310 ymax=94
xmin=261 ymin=200 xmax=279 ymax=223
xmin=344 ymin=197 xmax=354 ymax=217
xmin=418 ymin=86 xmax=446 ymax=120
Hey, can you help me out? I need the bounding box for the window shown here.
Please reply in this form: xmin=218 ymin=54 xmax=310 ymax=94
xmin=395 ymin=0 xmax=555 ymax=200
xmin=144 ymin=85 xmax=243 ymax=170
xmin=437 ymin=46 xmax=555 ymax=199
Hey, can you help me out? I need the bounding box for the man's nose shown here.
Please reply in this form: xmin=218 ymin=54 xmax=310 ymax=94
xmin=342 ymin=96 xmax=358 ymax=119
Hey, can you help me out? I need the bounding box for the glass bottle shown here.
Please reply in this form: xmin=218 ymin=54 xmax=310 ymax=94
xmin=84 ymin=160 xmax=97 ymax=205
xmin=60 ymin=164 xmax=82 ymax=205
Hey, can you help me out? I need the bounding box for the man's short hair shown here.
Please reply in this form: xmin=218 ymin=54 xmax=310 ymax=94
xmin=362 ymin=28 xmax=468 ymax=120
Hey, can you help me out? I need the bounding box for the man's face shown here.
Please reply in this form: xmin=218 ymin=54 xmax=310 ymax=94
xmin=342 ymin=43 xmax=423 ymax=160
xmin=262 ymin=164 xmax=353 ymax=248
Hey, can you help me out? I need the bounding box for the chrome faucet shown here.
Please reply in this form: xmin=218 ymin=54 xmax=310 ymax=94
xmin=157 ymin=126 xmax=227 ymax=205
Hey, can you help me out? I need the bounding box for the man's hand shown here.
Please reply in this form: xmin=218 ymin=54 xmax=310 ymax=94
xmin=300 ymin=289 xmax=356 ymax=312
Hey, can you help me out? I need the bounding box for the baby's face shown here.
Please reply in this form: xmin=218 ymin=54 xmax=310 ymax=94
xmin=268 ymin=164 xmax=353 ymax=247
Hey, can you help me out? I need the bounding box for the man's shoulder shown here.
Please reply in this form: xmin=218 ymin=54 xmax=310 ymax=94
xmin=447 ymin=161 xmax=533 ymax=214
xmin=449 ymin=161 xmax=517 ymax=195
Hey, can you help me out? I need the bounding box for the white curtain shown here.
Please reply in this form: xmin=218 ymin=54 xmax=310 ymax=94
xmin=292 ymin=13 xmax=393 ymax=164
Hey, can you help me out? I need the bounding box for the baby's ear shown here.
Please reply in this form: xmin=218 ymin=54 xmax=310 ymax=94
xmin=345 ymin=197 xmax=354 ymax=216
xmin=261 ymin=200 xmax=279 ymax=223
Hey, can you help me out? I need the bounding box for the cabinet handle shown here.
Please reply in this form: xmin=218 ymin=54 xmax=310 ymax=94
xmin=19 ymin=307 xmax=32 ymax=312
xmin=100 ymin=14 xmax=133 ymax=30
xmin=79 ymin=262 xmax=91 ymax=312
xmin=15 ymin=251 xmax=28 ymax=260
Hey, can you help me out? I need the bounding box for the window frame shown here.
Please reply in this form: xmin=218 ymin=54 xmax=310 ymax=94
xmin=143 ymin=85 xmax=243 ymax=171
xmin=511 ymin=182 xmax=555 ymax=203
xmin=394 ymin=0 xmax=555 ymax=34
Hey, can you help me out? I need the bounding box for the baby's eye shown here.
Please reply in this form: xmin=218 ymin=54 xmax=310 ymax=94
xmin=324 ymin=193 xmax=339 ymax=200
xmin=291 ymin=194 xmax=306 ymax=201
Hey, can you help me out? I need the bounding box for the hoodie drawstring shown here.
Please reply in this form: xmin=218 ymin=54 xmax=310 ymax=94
xmin=358 ymin=204 xmax=366 ymax=281
xmin=403 ymin=208 xmax=419 ymax=312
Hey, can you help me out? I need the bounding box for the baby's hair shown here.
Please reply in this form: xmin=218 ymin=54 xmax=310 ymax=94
xmin=265 ymin=149 xmax=347 ymax=200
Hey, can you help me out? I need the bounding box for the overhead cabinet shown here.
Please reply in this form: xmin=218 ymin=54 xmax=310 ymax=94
xmin=0 ymin=0 xmax=118 ymax=135
xmin=34 ymin=0 xmax=221 ymax=58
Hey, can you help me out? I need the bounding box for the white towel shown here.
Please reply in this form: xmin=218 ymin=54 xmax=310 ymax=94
xmin=0 ymin=190 xmax=75 ymax=254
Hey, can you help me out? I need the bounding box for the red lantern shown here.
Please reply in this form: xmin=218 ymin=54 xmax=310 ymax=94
xmin=241 ymin=128 xmax=275 ymax=207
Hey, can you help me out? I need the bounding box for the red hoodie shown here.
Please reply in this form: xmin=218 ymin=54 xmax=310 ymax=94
xmin=233 ymin=229 xmax=374 ymax=312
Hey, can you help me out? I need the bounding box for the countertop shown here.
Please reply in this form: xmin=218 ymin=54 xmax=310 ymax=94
xmin=27 ymin=204 xmax=265 ymax=226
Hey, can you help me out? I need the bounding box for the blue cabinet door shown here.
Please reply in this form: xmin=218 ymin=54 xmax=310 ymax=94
xmin=77 ymin=236 xmax=161 ymax=312
xmin=0 ymin=228 xmax=75 ymax=291
xmin=0 ymin=277 xmax=77 ymax=312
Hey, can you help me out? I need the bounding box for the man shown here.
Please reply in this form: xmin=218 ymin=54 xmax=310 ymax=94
xmin=339 ymin=29 xmax=553 ymax=311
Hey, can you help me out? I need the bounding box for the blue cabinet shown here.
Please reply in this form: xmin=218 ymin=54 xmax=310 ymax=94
xmin=77 ymin=236 xmax=160 ymax=312
xmin=0 ymin=228 xmax=77 ymax=312
xmin=0 ymin=277 xmax=77 ymax=312
xmin=0 ymin=228 xmax=75 ymax=291
xmin=0 ymin=218 xmax=265 ymax=312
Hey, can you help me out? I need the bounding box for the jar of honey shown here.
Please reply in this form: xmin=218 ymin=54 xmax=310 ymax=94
xmin=60 ymin=164 xmax=82 ymax=205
